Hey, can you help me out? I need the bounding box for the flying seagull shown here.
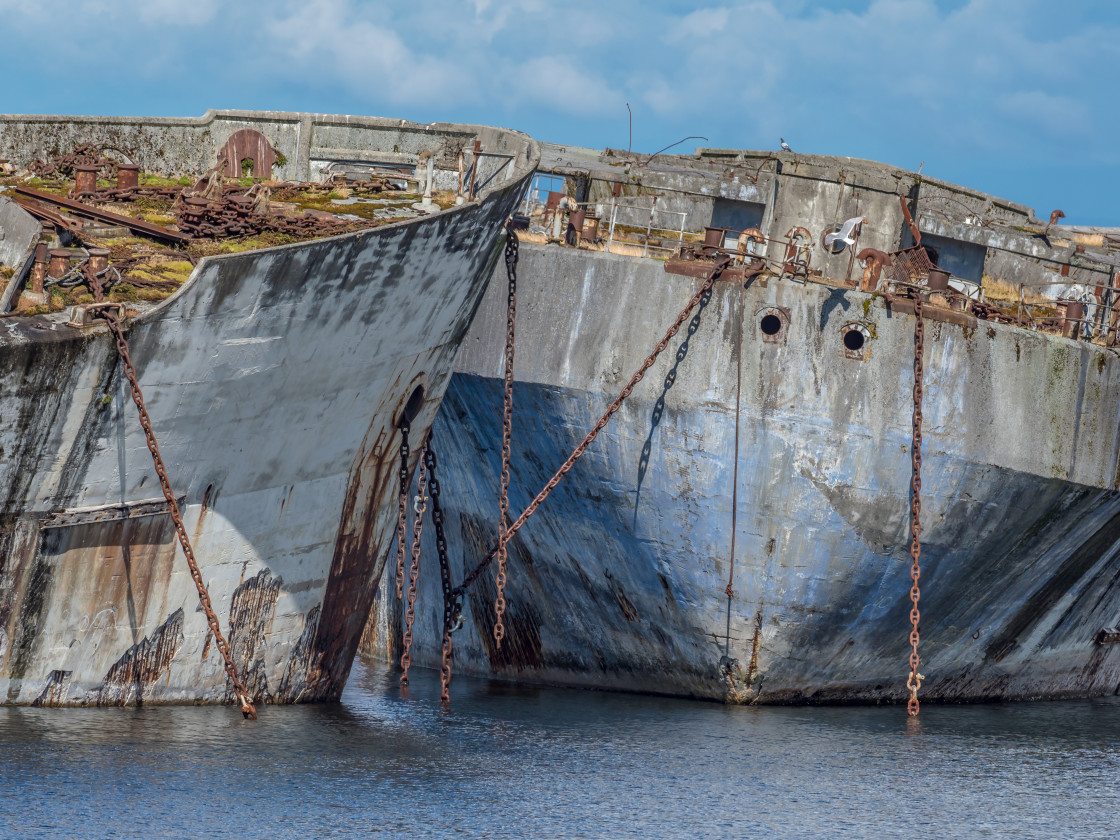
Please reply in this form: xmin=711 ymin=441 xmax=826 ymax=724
xmin=824 ymin=216 xmax=865 ymax=252
xmin=780 ymin=138 xmax=792 ymax=152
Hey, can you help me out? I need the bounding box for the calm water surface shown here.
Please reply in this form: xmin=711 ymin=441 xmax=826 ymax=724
xmin=1 ymin=660 xmax=1118 ymax=839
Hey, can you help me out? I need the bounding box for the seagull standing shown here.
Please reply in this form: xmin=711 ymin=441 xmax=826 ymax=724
xmin=780 ymin=138 xmax=792 ymax=152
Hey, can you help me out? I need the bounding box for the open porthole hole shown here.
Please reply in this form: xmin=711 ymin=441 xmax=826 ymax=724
xmin=398 ymin=384 xmax=426 ymax=429
xmin=843 ymin=330 xmax=865 ymax=352
xmin=760 ymin=314 xmax=783 ymax=336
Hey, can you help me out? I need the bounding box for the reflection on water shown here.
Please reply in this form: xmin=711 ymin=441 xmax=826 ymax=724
xmin=1 ymin=660 xmax=1118 ymax=839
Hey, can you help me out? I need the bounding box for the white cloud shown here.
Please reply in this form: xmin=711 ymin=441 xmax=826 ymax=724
xmin=264 ymin=0 xmax=471 ymax=105
xmin=514 ymin=56 xmax=626 ymax=117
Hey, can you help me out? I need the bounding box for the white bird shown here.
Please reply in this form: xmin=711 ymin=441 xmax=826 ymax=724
xmin=824 ymin=216 xmax=865 ymax=251
xmin=780 ymin=138 xmax=792 ymax=152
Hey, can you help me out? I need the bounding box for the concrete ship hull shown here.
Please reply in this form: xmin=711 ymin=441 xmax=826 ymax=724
xmin=0 ymin=113 xmax=537 ymax=707
xmin=393 ymin=243 xmax=1120 ymax=703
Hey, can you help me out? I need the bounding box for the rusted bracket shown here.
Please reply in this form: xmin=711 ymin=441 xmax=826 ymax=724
xmin=899 ymin=194 xmax=921 ymax=246
xmin=14 ymin=186 xmax=190 ymax=245
xmin=68 ymin=302 xmax=125 ymax=328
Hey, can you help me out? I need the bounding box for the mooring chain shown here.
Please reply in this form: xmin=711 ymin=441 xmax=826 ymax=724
xmin=399 ymin=451 xmax=429 ymax=687
xmin=422 ymin=437 xmax=456 ymax=703
xmin=494 ymin=223 xmax=519 ymax=649
xmin=448 ymin=256 xmax=733 ymax=623
xmin=907 ymin=290 xmax=925 ymax=716
xmin=84 ymin=266 xmax=257 ymax=719
xmin=395 ymin=423 xmax=411 ymax=600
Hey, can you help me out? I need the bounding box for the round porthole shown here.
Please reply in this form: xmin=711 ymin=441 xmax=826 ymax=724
xmin=843 ymin=329 xmax=865 ymax=352
xmin=760 ymin=314 xmax=782 ymax=336
xmin=839 ymin=322 xmax=873 ymax=359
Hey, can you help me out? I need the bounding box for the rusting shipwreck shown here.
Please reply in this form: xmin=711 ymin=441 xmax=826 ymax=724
xmin=0 ymin=110 xmax=537 ymax=708
xmin=375 ymin=142 xmax=1120 ymax=705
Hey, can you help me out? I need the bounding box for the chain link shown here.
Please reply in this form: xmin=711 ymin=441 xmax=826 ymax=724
xmin=907 ymin=290 xmax=925 ymax=716
xmin=399 ymin=452 xmax=428 ymax=687
xmin=494 ymin=223 xmax=519 ymax=649
xmin=423 ymin=436 xmax=456 ymax=704
xmin=395 ymin=424 xmax=411 ymax=600
xmin=447 ymin=255 xmax=733 ymax=624
xmin=85 ymin=265 xmax=257 ymax=719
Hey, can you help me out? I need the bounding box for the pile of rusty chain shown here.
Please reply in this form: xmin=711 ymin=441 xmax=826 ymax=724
xmin=447 ymin=255 xmax=734 ymax=621
xmin=30 ymin=143 xmax=118 ymax=180
xmin=399 ymin=454 xmax=429 ymax=687
xmin=907 ymin=290 xmax=925 ymax=716
xmin=177 ymin=191 xmax=372 ymax=240
xmin=493 ymin=225 xmax=519 ymax=649
xmin=394 ymin=424 xmax=411 ymax=599
xmin=83 ymin=265 xmax=257 ymax=719
xmin=42 ymin=255 xmax=122 ymax=291
xmin=422 ymin=438 xmax=457 ymax=704
xmin=276 ymin=175 xmax=402 ymax=199
xmin=80 ymin=185 xmax=183 ymax=202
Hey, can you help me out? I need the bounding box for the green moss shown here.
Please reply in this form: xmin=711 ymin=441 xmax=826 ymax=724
xmin=274 ymin=150 xmax=288 ymax=167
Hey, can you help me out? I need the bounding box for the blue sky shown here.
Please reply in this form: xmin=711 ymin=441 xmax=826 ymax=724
xmin=2 ymin=0 xmax=1116 ymax=223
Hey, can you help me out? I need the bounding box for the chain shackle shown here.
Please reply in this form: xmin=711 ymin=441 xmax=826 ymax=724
xmin=494 ymin=222 xmax=519 ymax=649
xmin=399 ymin=451 xmax=429 ymax=687
xmin=87 ymin=264 xmax=256 ymax=719
xmin=907 ymin=290 xmax=925 ymax=717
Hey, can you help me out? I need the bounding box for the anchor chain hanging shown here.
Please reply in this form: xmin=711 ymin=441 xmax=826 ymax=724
xmin=494 ymin=223 xmax=519 ymax=649
xmin=395 ymin=423 xmax=411 ymax=600
xmin=422 ymin=437 xmax=456 ymax=704
xmin=449 ymin=256 xmax=733 ymax=622
xmin=399 ymin=452 xmax=429 ymax=687
xmin=907 ymin=290 xmax=925 ymax=716
xmin=84 ymin=266 xmax=257 ymax=719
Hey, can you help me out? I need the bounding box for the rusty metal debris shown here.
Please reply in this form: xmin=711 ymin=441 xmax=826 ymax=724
xmin=14 ymin=185 xmax=190 ymax=245
xmin=29 ymin=142 xmax=121 ymax=180
xmin=83 ymin=263 xmax=257 ymax=719
xmin=219 ymin=129 xmax=277 ymax=179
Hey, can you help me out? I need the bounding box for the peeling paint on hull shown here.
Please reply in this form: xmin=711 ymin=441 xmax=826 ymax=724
xmin=388 ymin=243 xmax=1120 ymax=705
xmin=0 ymin=122 xmax=538 ymax=708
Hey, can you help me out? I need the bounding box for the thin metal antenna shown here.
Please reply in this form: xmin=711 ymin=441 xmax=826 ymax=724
xmin=627 ymin=103 xmax=632 ymax=156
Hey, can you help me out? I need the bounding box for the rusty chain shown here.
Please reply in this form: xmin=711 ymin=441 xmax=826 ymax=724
xmin=907 ymin=290 xmax=925 ymax=716
xmin=448 ymin=255 xmax=733 ymax=622
xmin=422 ymin=436 xmax=456 ymax=704
xmin=399 ymin=452 xmax=429 ymax=687
xmin=85 ymin=266 xmax=257 ymax=719
xmin=395 ymin=423 xmax=411 ymax=600
xmin=494 ymin=223 xmax=519 ymax=649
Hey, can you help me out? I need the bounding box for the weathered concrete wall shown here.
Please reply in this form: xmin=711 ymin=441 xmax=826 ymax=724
xmin=0 ymin=121 xmax=538 ymax=707
xmin=917 ymin=215 xmax=1112 ymax=292
xmin=0 ymin=110 xmax=527 ymax=188
xmin=382 ymin=242 xmax=1120 ymax=704
xmin=538 ymin=143 xmax=1112 ymax=306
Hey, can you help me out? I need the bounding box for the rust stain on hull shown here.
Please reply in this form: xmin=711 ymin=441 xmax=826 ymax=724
xmin=86 ymin=608 xmax=184 ymax=707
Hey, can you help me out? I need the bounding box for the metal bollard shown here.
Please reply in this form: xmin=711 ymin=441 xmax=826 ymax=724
xmin=74 ymin=165 xmax=98 ymax=195
xmin=116 ymin=163 xmax=140 ymax=191
xmin=87 ymin=247 xmax=110 ymax=275
xmin=48 ymin=249 xmax=71 ymax=280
